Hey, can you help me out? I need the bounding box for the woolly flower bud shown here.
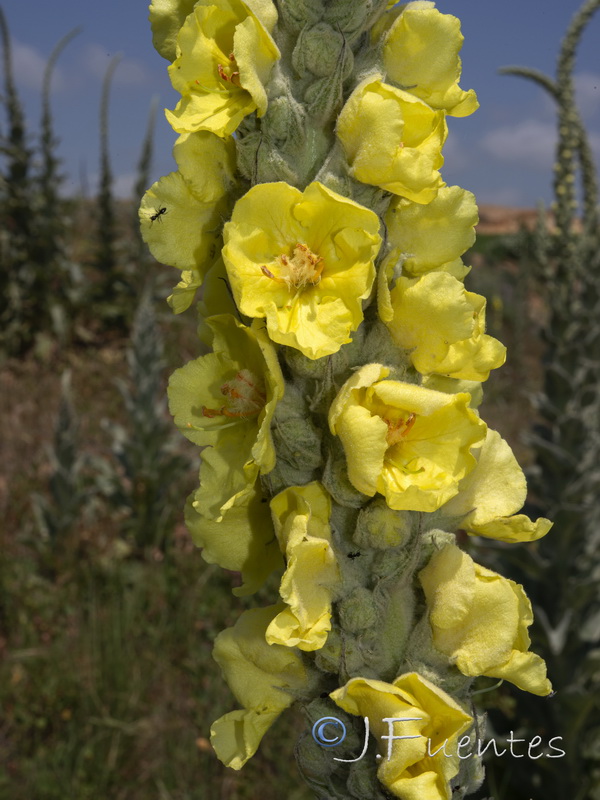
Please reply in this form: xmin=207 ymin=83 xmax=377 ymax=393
xmin=278 ymin=0 xmax=321 ymax=33
xmin=338 ymin=587 xmax=377 ymax=633
xmin=293 ymin=22 xmax=353 ymax=79
xmin=354 ymin=499 xmax=411 ymax=549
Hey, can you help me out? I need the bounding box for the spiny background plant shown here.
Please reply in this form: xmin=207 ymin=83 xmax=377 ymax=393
xmin=141 ymin=2 xmax=557 ymax=799
xmin=479 ymin=1 xmax=600 ymax=798
xmin=0 ymin=4 xmax=40 ymax=356
xmin=0 ymin=6 xmax=162 ymax=358
xmin=96 ymin=290 xmax=193 ymax=552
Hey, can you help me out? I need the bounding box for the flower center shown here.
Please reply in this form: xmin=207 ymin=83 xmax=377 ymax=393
xmin=261 ymin=243 xmax=324 ymax=290
xmin=202 ymin=369 xmax=266 ymax=419
xmin=217 ymin=53 xmax=241 ymax=87
xmin=384 ymin=413 xmax=416 ymax=447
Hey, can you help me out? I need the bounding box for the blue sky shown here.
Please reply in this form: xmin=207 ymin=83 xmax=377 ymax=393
xmin=5 ymin=1 xmax=599 ymax=207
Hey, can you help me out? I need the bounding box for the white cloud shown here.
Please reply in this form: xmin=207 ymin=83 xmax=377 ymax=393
xmin=442 ymin=132 xmax=469 ymax=171
xmin=480 ymin=120 xmax=557 ymax=169
xmin=83 ymin=44 xmax=148 ymax=87
xmin=13 ymin=41 xmax=66 ymax=92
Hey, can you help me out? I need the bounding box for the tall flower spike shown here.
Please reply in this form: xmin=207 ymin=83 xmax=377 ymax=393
xmin=143 ymin=2 xmax=553 ymax=797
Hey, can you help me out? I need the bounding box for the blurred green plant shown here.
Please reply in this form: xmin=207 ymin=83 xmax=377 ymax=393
xmin=0 ymin=10 xmax=84 ymax=357
xmin=95 ymin=292 xmax=192 ymax=551
xmin=31 ymin=370 xmax=92 ymax=549
xmin=0 ymin=7 xmax=161 ymax=357
xmin=479 ymin=2 xmax=600 ymax=798
xmin=89 ymin=53 xmax=135 ymax=333
xmin=0 ymin=4 xmax=39 ymax=356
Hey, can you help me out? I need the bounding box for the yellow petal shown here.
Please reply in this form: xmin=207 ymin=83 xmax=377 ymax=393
xmin=419 ymin=545 xmax=553 ymax=696
xmin=197 ymin=258 xmax=239 ymax=342
xmin=165 ymin=0 xmax=279 ymax=137
xmin=211 ymin=605 xmax=313 ymax=767
xmin=185 ymin=485 xmax=283 ymax=596
xmin=211 ymin=709 xmax=281 ymax=770
xmin=213 ymin=605 xmax=311 ymax=711
xmin=329 ymin=366 xmax=486 ymax=512
xmin=383 ymin=4 xmax=479 ymax=117
xmin=223 ymin=181 xmax=380 ymax=359
xmin=149 ymin=0 xmax=197 ymax=61
xmin=473 ymin=515 xmax=553 ymax=543
xmin=267 ymin=483 xmax=341 ymax=650
xmin=167 ymin=269 xmax=203 ymax=314
xmin=385 ymin=272 xmax=506 ymax=381
xmin=331 ymin=672 xmax=472 ymax=800
xmin=168 ymin=315 xmax=284 ymax=518
xmin=139 ymin=171 xmax=224 ymax=272
xmin=173 ymin=131 xmax=236 ymax=201
xmin=337 ymin=77 xmax=447 ymax=202
xmin=441 ymin=429 xmax=553 ymax=542
xmin=385 ymin=187 xmax=478 ymax=276
xmin=421 ymin=375 xmax=484 ymax=409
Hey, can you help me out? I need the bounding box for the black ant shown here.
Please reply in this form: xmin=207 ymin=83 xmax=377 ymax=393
xmin=347 ymin=551 xmax=361 ymax=560
xmin=150 ymin=206 xmax=167 ymax=224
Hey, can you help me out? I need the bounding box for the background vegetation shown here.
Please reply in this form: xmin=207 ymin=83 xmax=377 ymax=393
xmin=1 ymin=2 xmax=598 ymax=798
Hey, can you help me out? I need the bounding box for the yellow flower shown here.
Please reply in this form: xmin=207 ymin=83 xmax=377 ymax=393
xmin=442 ymin=429 xmax=553 ymax=542
xmin=385 ymin=186 xmax=478 ymax=278
xmin=211 ymin=605 xmax=315 ymax=769
xmin=419 ymin=544 xmax=553 ymax=696
xmin=328 ymin=364 xmax=486 ymax=512
xmin=381 ymin=1 xmax=478 ymax=118
xmin=379 ymin=271 xmax=506 ymax=382
xmin=330 ymin=672 xmax=472 ymax=800
xmin=139 ymin=131 xmax=235 ymax=295
xmin=165 ymin=0 xmax=280 ymax=137
xmin=184 ymin=483 xmax=283 ymax=596
xmin=266 ymin=483 xmax=341 ymax=651
xmin=222 ymin=181 xmax=381 ymax=359
xmin=168 ymin=315 xmax=284 ymax=519
xmin=336 ymin=76 xmax=447 ymax=203
xmin=150 ymin=0 xmax=278 ymax=61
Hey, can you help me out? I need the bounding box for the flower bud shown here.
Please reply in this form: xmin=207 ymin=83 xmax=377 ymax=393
xmin=314 ymin=628 xmax=342 ymax=673
xmin=304 ymin=74 xmax=344 ymax=121
xmin=283 ymin=346 xmax=330 ymax=380
xmin=338 ymin=587 xmax=377 ymax=633
xmin=235 ymin=131 xmax=299 ymax=184
xmin=273 ymin=384 xmax=323 ymax=471
xmin=354 ymin=499 xmax=411 ymax=549
xmin=324 ymin=1 xmax=373 ymax=41
xmin=293 ymin=22 xmax=353 ymax=79
xmin=347 ymin=760 xmax=389 ymax=800
xmin=456 ymin=726 xmax=486 ymax=795
xmin=278 ymin=0 xmax=322 ymax=33
xmin=323 ymin=437 xmax=370 ymax=509
xmin=262 ymin=92 xmax=307 ymax=147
